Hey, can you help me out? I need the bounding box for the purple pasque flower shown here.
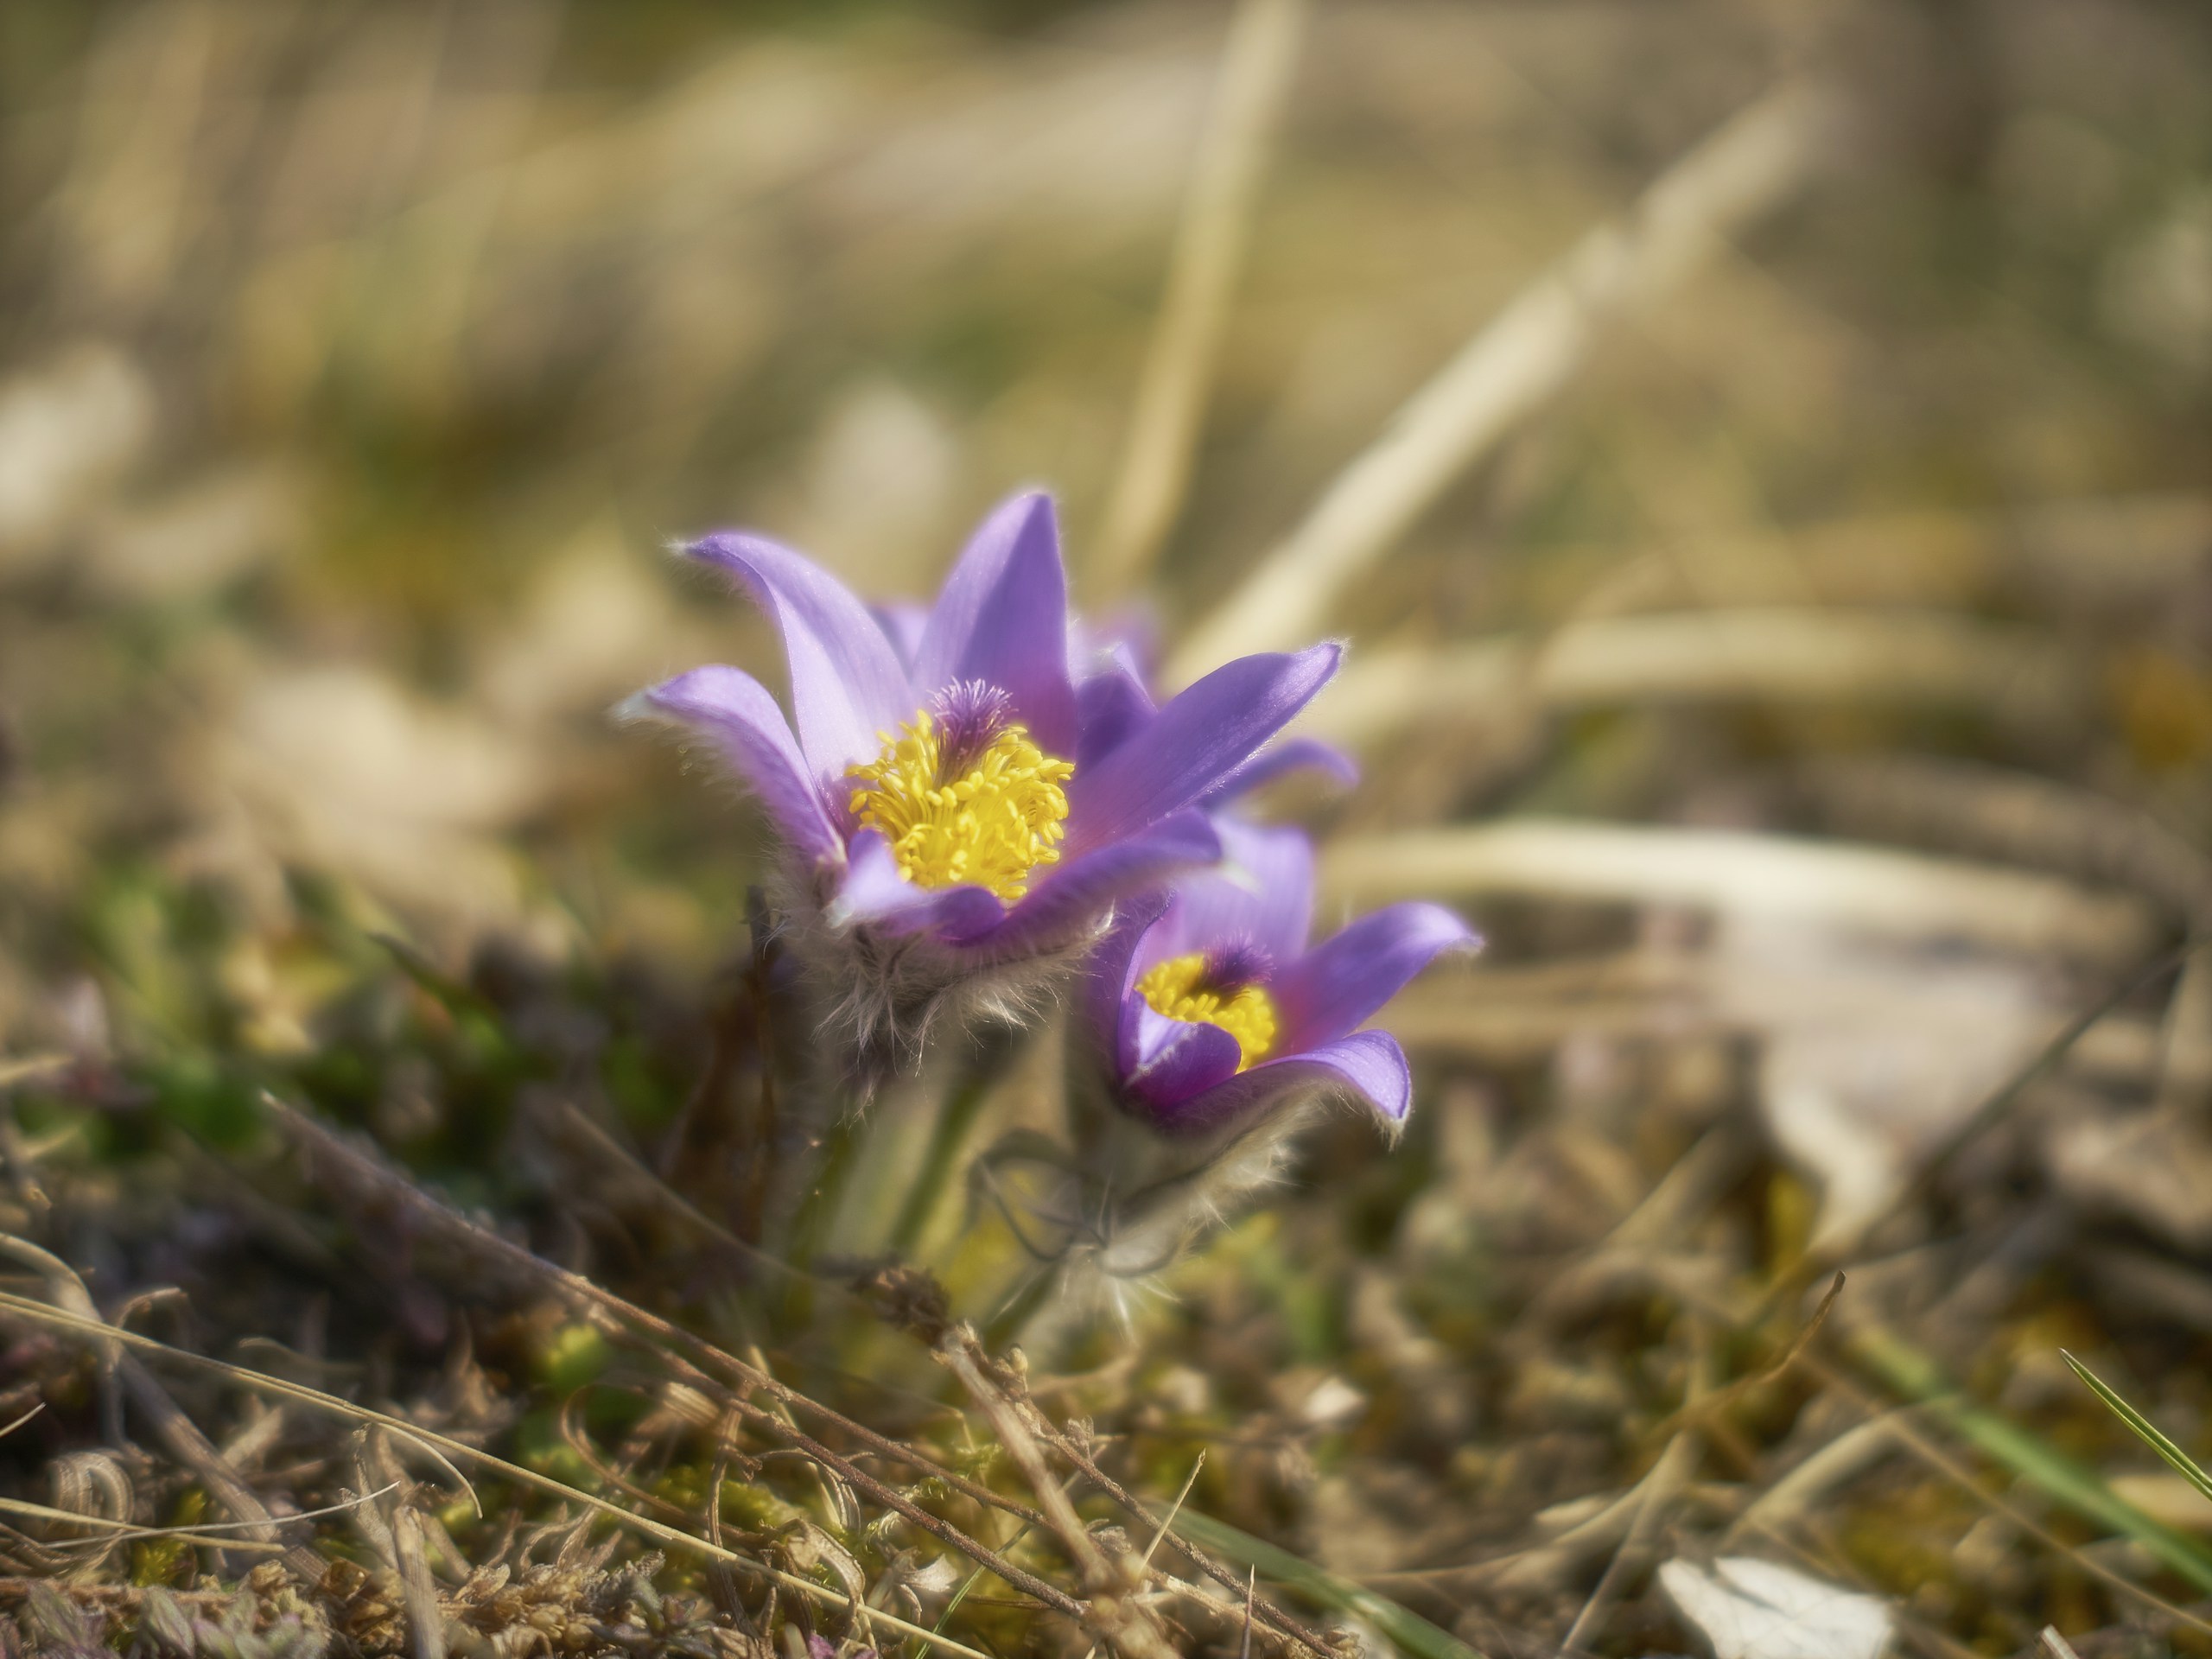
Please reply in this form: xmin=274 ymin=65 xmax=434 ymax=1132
xmin=1084 ymin=817 xmax=1476 ymax=1136
xmin=633 ymin=491 xmax=1340 ymax=1074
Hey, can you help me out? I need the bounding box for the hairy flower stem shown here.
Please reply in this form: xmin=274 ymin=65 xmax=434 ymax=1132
xmin=982 ymin=1262 xmax=1063 ymax=1352
xmin=778 ymin=1109 xmax=865 ymax=1310
xmin=888 ymin=1070 xmax=995 ymax=1259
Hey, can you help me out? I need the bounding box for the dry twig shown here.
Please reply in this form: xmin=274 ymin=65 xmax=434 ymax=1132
xmin=1169 ymin=78 xmax=1845 ymax=680
xmin=1093 ymin=0 xmax=1306 ymax=595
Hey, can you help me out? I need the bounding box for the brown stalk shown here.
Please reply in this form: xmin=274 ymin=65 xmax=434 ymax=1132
xmin=0 ymin=1236 xmax=326 ymax=1586
xmin=937 ymin=1325 xmax=1173 ymax=1659
xmin=358 ymin=1432 xmax=446 ymax=1659
xmin=1484 ymin=1218 xmax=2212 ymax=1639
xmin=262 ymin=1098 xmax=1094 ymax=1626
xmin=283 ymin=1096 xmax=1040 ymax=1529
xmin=266 ymin=1098 xmax=1335 ymax=1653
xmin=1025 ymin=1428 xmax=1339 ymax=1655
xmin=0 ymin=1286 xmax=989 ymax=1659
xmin=935 ymin=1324 xmax=1338 ymax=1658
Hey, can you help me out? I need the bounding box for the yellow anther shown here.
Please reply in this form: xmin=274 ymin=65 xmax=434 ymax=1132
xmin=1135 ymin=952 xmax=1278 ymax=1071
xmin=847 ymin=709 xmax=1075 ymax=904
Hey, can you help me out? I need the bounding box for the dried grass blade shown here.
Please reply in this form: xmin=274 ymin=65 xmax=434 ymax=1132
xmin=1 ymin=1484 xmax=399 ymax=1548
xmin=1093 ymin=0 xmax=1306 ymax=595
xmin=0 ymin=1287 xmax=993 ymax=1659
xmin=1141 ymin=1453 xmax=1205 ymax=1569
xmin=0 ymin=1234 xmax=308 ymax=1573
xmin=1306 ymin=608 xmax=2080 ymax=750
xmin=0 ymin=1053 xmax=71 ymax=1090
xmin=262 ymin=1098 xmax=1085 ymax=1619
xmin=266 ymin=1095 xmax=1028 ymax=1524
xmin=1168 ymin=79 xmax=1844 ymax=680
xmin=1321 ymin=819 xmax=2153 ymax=962
xmin=1001 ymin=1408 xmax=1337 ymax=1656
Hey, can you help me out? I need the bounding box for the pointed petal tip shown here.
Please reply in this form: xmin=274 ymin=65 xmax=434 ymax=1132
xmin=622 ymin=664 xmax=844 ymax=866
xmin=1294 ymin=638 xmax=1346 ymax=683
xmin=674 ymin=532 xmax=911 ymax=779
xmin=618 ymin=668 xmax=721 ymax=725
xmin=610 ymin=687 xmax=660 ymax=725
xmin=1312 ymin=741 xmax=1359 ymax=787
xmin=1270 ymin=902 xmax=1479 ymax=1053
xmin=1193 ymin=735 xmax=1360 ymax=811
xmin=1320 ymin=1029 xmax=1414 ymax=1128
xmin=916 ymin=489 xmax=1077 ymax=753
xmin=1414 ymin=901 xmax=1483 ymax=955
xmin=673 ymin=531 xmax=752 ymax=568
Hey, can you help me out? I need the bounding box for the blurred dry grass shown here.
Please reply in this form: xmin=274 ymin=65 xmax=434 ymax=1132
xmin=4 ymin=1 xmax=2212 ymax=1656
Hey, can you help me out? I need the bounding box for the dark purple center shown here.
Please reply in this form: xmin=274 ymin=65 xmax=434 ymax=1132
xmin=930 ymin=679 xmax=1016 ymax=778
xmin=1199 ymin=939 xmax=1274 ymax=995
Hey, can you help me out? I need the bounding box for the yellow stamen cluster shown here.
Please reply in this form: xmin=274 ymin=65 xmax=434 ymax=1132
xmin=848 ymin=709 xmax=1075 ymax=903
xmin=1135 ymin=952 xmax=1279 ymax=1071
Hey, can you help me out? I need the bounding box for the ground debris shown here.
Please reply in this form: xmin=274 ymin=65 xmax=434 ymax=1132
xmin=1 ymin=1550 xmax=770 ymax=1659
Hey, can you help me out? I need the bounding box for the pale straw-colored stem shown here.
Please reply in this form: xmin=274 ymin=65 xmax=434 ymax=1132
xmin=1304 ymin=607 xmax=2081 ymax=748
xmin=1167 ymin=78 xmax=1845 ymax=683
xmin=1091 ymin=0 xmax=1306 ymax=600
xmin=2156 ymin=950 xmax=2212 ymax=1114
xmin=1321 ymin=818 xmax=2154 ymax=963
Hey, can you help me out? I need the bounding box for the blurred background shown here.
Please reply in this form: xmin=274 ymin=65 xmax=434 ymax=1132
xmin=8 ymin=0 xmax=2212 ymax=1239
xmin=0 ymin=0 xmax=2206 ymax=959
xmin=6 ymin=1 xmax=2212 ymax=1651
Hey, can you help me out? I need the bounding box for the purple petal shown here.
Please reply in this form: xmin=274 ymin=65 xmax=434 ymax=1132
xmin=1074 ymin=646 xmax=1157 ymax=768
xmin=967 ymin=810 xmax=1221 ymax=960
xmin=1193 ymin=737 xmax=1360 ymax=810
xmin=872 ymin=601 xmax=930 ymax=672
xmin=912 ymin=493 xmax=1078 ymax=759
xmin=1145 ymin=818 xmax=1314 ymax=969
xmin=1273 ymin=902 xmax=1477 ymax=1051
xmin=1120 ymin=1005 xmax=1244 ymax=1116
xmin=1071 ymin=607 xmax=1162 ymax=683
xmin=1065 ymin=644 xmax=1341 ymax=856
xmin=1135 ymin=1031 xmax=1413 ymax=1135
xmin=829 ymin=829 xmax=1009 ymax=941
xmin=1080 ymin=893 xmax=1169 ymax=1061
xmin=637 ymin=665 xmax=842 ymax=868
xmin=687 ymin=532 xmax=912 ymax=782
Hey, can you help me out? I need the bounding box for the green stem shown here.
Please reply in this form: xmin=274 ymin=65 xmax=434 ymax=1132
xmin=887 ymin=1071 xmax=994 ymax=1259
xmin=981 ymin=1262 xmax=1062 ymax=1352
xmin=779 ymin=1111 xmax=865 ymax=1327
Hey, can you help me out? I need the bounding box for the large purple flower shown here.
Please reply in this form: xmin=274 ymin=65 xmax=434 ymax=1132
xmin=633 ymin=493 xmax=1340 ymax=1071
xmin=1084 ymin=817 xmax=1475 ymax=1135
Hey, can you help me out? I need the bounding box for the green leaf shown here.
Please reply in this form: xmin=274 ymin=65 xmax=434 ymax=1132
xmin=2063 ymin=1350 xmax=2212 ymax=1506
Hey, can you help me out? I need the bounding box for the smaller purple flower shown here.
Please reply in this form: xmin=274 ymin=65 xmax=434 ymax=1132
xmin=1084 ymin=819 xmax=1477 ymax=1135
